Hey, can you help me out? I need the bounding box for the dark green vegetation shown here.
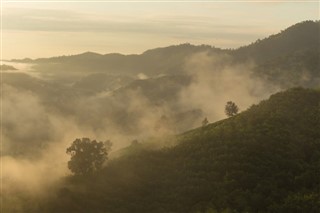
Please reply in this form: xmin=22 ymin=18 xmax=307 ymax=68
xmin=225 ymin=101 xmax=239 ymax=117
xmin=66 ymin=138 xmax=112 ymax=176
xmin=41 ymin=88 xmax=320 ymax=213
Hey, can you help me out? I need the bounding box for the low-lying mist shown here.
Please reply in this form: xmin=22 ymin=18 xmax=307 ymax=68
xmin=179 ymin=52 xmax=279 ymax=122
xmin=1 ymin=50 xmax=280 ymax=210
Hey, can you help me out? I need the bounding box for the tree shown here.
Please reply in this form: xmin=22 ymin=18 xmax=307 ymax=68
xmin=66 ymin=138 xmax=112 ymax=176
xmin=131 ymin=139 xmax=139 ymax=146
xmin=202 ymin=117 xmax=209 ymax=127
xmin=225 ymin=101 xmax=239 ymax=117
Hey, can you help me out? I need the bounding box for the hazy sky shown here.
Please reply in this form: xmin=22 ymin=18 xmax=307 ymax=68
xmin=1 ymin=0 xmax=319 ymax=59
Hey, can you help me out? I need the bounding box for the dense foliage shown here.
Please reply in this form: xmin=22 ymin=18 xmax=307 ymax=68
xmin=225 ymin=101 xmax=239 ymax=117
xmin=66 ymin=138 xmax=112 ymax=176
xmin=42 ymin=88 xmax=320 ymax=213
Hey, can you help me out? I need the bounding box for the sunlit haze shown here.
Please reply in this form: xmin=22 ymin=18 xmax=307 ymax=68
xmin=2 ymin=1 xmax=318 ymax=59
xmin=2 ymin=0 xmax=320 ymax=212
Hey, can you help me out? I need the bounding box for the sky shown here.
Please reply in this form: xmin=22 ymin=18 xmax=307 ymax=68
xmin=1 ymin=0 xmax=319 ymax=59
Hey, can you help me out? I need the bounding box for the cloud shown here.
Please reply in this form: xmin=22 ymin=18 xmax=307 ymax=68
xmin=178 ymin=51 xmax=279 ymax=122
xmin=2 ymin=7 xmax=268 ymax=59
xmin=137 ymin=73 xmax=148 ymax=80
xmin=2 ymin=85 xmax=56 ymax=155
xmin=2 ymin=7 xmax=265 ymax=40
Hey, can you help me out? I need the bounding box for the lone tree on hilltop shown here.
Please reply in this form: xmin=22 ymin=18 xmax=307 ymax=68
xmin=225 ymin=101 xmax=239 ymax=117
xmin=202 ymin=117 xmax=209 ymax=127
xmin=66 ymin=138 xmax=112 ymax=176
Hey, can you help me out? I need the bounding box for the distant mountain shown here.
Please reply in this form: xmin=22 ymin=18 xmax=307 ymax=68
xmin=1 ymin=72 xmax=80 ymax=104
xmin=12 ymin=20 xmax=319 ymax=68
xmin=11 ymin=20 xmax=319 ymax=89
xmin=232 ymin=20 xmax=320 ymax=63
xmin=0 ymin=64 xmax=17 ymax=71
xmin=113 ymin=75 xmax=192 ymax=104
xmin=234 ymin=20 xmax=320 ymax=88
xmin=42 ymin=88 xmax=320 ymax=213
xmin=15 ymin=44 xmax=222 ymax=78
xmin=253 ymin=48 xmax=320 ymax=88
xmin=72 ymin=73 xmax=134 ymax=95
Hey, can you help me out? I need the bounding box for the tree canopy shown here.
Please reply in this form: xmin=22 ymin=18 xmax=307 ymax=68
xmin=225 ymin=101 xmax=239 ymax=117
xmin=66 ymin=138 xmax=112 ymax=176
xmin=202 ymin=117 xmax=209 ymax=127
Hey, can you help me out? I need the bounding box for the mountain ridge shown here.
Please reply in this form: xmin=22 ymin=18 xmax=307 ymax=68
xmin=11 ymin=20 xmax=319 ymax=63
xmin=10 ymin=20 xmax=319 ymax=89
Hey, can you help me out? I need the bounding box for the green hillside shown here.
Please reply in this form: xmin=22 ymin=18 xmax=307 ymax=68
xmin=253 ymin=48 xmax=320 ymax=88
xmin=42 ymin=88 xmax=320 ymax=213
xmin=245 ymin=20 xmax=320 ymax=88
xmin=233 ymin=20 xmax=320 ymax=63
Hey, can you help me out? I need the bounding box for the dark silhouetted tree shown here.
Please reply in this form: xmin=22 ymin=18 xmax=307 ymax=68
xmin=202 ymin=117 xmax=209 ymax=127
xmin=66 ymin=138 xmax=112 ymax=176
xmin=225 ymin=101 xmax=239 ymax=117
xmin=131 ymin=139 xmax=139 ymax=146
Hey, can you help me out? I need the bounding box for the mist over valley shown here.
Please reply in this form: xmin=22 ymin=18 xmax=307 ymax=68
xmin=1 ymin=19 xmax=320 ymax=213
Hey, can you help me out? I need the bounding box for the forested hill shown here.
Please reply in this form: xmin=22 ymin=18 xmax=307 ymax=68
xmin=43 ymin=88 xmax=320 ymax=213
xmin=232 ymin=20 xmax=320 ymax=63
xmin=243 ymin=20 xmax=320 ymax=88
xmin=11 ymin=21 xmax=319 ymax=82
xmin=14 ymin=20 xmax=319 ymax=66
